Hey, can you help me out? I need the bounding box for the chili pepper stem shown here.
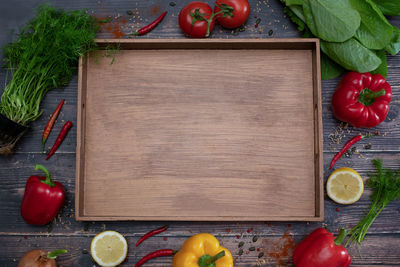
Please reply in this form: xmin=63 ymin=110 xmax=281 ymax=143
xmin=334 ymin=229 xmax=348 ymax=246
xmin=41 ymin=139 xmax=46 ymax=153
xmin=47 ymin=249 xmax=67 ymax=259
xmin=34 ymin=164 xmax=55 ymax=187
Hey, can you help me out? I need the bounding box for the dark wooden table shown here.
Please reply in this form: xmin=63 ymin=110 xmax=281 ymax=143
xmin=1 ymin=0 xmax=400 ymax=266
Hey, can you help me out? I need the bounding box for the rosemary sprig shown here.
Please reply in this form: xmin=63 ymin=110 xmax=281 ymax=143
xmin=346 ymin=159 xmax=400 ymax=246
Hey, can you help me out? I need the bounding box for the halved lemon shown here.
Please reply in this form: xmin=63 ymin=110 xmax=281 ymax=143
xmin=326 ymin=167 xmax=364 ymax=204
xmin=90 ymin=230 xmax=128 ymax=267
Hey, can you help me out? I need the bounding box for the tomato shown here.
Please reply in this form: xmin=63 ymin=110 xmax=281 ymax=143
xmin=214 ymin=0 xmax=250 ymax=29
xmin=179 ymin=1 xmax=215 ymax=38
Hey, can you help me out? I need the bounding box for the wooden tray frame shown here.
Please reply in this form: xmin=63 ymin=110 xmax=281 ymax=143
xmin=75 ymin=39 xmax=323 ymax=221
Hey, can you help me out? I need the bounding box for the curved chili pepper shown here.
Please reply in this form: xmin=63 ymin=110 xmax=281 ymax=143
xmin=329 ymin=134 xmax=364 ymax=170
xmin=133 ymin=11 xmax=167 ymax=36
xmin=46 ymin=121 xmax=73 ymax=160
xmin=136 ymin=225 xmax=168 ymax=247
xmin=135 ymin=249 xmax=175 ymax=267
xmin=42 ymin=98 xmax=64 ymax=152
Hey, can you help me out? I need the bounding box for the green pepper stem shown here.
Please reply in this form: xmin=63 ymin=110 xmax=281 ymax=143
xmin=209 ymin=251 xmax=225 ymax=264
xmin=358 ymin=88 xmax=385 ymax=107
xmin=47 ymin=249 xmax=67 ymax=259
xmin=334 ymin=228 xmax=348 ymax=246
xmin=35 ymin=164 xmax=55 ymax=187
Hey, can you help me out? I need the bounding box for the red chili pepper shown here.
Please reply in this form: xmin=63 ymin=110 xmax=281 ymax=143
xmin=20 ymin=164 xmax=65 ymax=225
xmin=46 ymin=121 xmax=73 ymax=160
xmin=42 ymin=98 xmax=65 ymax=152
xmin=133 ymin=11 xmax=167 ymax=36
xmin=135 ymin=249 xmax=175 ymax=267
xmin=136 ymin=225 xmax=169 ymax=247
xmin=293 ymin=228 xmax=351 ymax=267
xmin=329 ymin=134 xmax=364 ymax=170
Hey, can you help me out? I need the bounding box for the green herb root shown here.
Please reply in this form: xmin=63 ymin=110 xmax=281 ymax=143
xmin=0 ymin=4 xmax=98 ymax=125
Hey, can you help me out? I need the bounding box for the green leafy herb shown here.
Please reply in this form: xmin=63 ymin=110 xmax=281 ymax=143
xmin=104 ymin=43 xmax=121 ymax=65
xmin=371 ymin=49 xmax=387 ymax=77
xmin=372 ymin=0 xmax=400 ymax=16
xmin=302 ymin=0 xmax=360 ymax=42
xmin=284 ymin=0 xmax=303 ymax=6
xmin=97 ymin=17 xmax=112 ymax=23
xmin=0 ymin=4 xmax=98 ymax=125
xmin=320 ymin=38 xmax=381 ymax=73
xmin=386 ymin=26 xmax=400 ymax=56
xmin=350 ymin=0 xmax=393 ymax=50
xmin=284 ymin=6 xmax=306 ymax=31
xmin=321 ymin=52 xmax=344 ymax=80
xmin=347 ymin=159 xmax=400 ymax=246
xmin=282 ymin=0 xmax=400 ymax=80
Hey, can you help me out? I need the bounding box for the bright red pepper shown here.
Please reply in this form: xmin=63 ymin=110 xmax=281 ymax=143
xmin=332 ymin=72 xmax=392 ymax=128
xmin=293 ymin=228 xmax=351 ymax=267
xmin=20 ymin=164 xmax=65 ymax=225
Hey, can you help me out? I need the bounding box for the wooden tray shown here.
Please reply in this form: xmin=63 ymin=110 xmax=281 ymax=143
xmin=75 ymin=39 xmax=323 ymax=221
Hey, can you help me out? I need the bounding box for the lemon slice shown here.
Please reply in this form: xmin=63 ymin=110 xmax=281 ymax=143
xmin=90 ymin=231 xmax=128 ymax=267
xmin=327 ymin=167 xmax=364 ymax=204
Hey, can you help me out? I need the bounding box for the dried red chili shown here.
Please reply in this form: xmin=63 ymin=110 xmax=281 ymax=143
xmin=135 ymin=249 xmax=175 ymax=267
xmin=133 ymin=11 xmax=167 ymax=36
xmin=42 ymin=98 xmax=64 ymax=152
xmin=46 ymin=121 xmax=73 ymax=160
xmin=329 ymin=134 xmax=364 ymax=170
xmin=136 ymin=225 xmax=168 ymax=247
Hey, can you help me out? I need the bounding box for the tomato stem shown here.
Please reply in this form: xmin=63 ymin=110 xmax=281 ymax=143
xmin=189 ymin=3 xmax=234 ymax=37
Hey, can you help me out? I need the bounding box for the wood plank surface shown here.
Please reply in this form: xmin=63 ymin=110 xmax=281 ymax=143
xmin=0 ymin=0 xmax=400 ymax=266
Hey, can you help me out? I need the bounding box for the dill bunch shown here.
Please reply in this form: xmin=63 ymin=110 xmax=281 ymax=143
xmin=0 ymin=4 xmax=98 ymax=125
xmin=347 ymin=159 xmax=400 ymax=246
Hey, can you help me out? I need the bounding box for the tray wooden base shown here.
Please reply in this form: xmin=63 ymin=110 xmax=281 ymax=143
xmin=76 ymin=39 xmax=323 ymax=221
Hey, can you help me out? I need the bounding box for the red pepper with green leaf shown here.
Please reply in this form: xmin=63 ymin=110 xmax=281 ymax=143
xmin=20 ymin=164 xmax=65 ymax=225
xmin=332 ymin=72 xmax=392 ymax=128
xmin=293 ymin=228 xmax=351 ymax=267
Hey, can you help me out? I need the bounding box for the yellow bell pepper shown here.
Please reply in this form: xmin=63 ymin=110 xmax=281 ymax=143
xmin=172 ymin=233 xmax=233 ymax=267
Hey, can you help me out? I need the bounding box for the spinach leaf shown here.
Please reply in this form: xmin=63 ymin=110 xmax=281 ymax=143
xmin=321 ymin=38 xmax=381 ymax=73
xmin=321 ymin=52 xmax=344 ymax=80
xmin=386 ymin=26 xmax=400 ymax=56
xmin=284 ymin=6 xmax=306 ymax=31
xmin=372 ymin=0 xmax=400 ymax=16
xmin=350 ymin=0 xmax=393 ymax=50
xmin=371 ymin=50 xmax=387 ymax=77
xmin=284 ymin=0 xmax=303 ymax=6
xmin=302 ymin=0 xmax=360 ymax=42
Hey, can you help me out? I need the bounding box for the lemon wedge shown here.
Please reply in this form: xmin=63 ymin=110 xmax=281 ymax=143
xmin=90 ymin=230 xmax=128 ymax=267
xmin=327 ymin=167 xmax=364 ymax=204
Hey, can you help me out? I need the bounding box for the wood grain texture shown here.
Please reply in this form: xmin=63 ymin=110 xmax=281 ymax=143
xmin=3 ymin=234 xmax=400 ymax=266
xmin=76 ymin=40 xmax=322 ymax=220
xmin=0 ymin=0 xmax=399 ymax=265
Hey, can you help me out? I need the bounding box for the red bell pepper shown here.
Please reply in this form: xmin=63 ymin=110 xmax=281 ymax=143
xmin=293 ymin=228 xmax=351 ymax=267
xmin=332 ymin=72 xmax=392 ymax=128
xmin=20 ymin=164 xmax=65 ymax=225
